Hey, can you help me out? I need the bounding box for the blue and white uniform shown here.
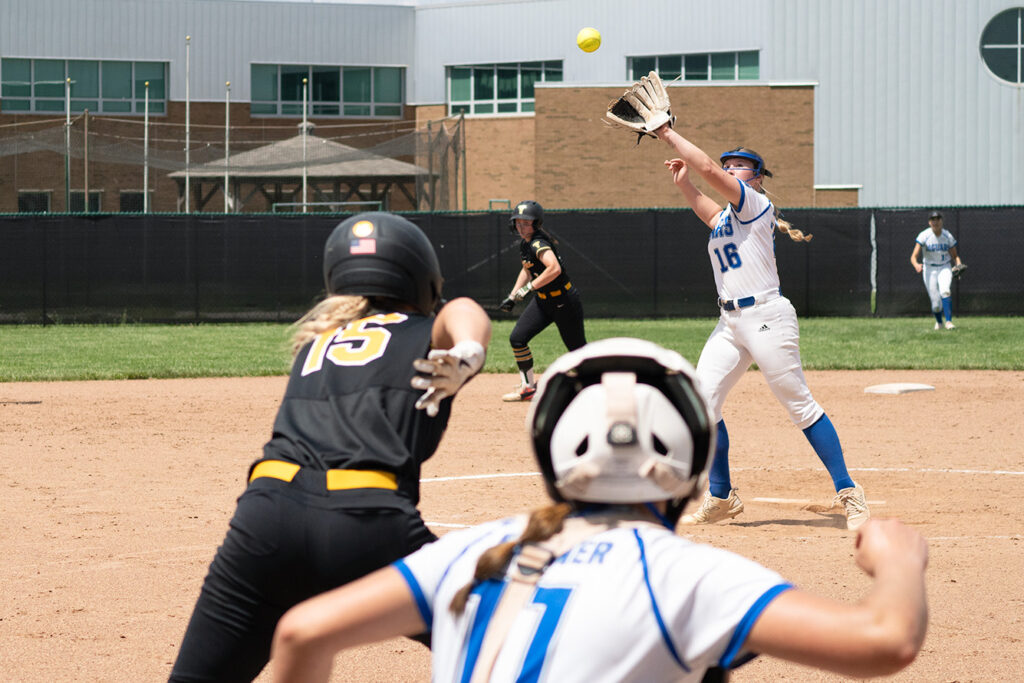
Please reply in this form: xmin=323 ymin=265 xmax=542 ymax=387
xmin=394 ymin=514 xmax=791 ymax=682
xmin=915 ymin=227 xmax=957 ymax=313
xmin=689 ymin=175 xmax=861 ymax=513
xmin=698 ymin=180 xmax=821 ymax=430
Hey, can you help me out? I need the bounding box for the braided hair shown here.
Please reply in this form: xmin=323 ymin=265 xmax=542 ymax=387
xmin=727 ymin=146 xmax=812 ymax=243
xmin=449 ymin=503 xmax=574 ymax=615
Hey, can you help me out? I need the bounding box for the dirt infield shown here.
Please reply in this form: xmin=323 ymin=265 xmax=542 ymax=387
xmin=2 ymin=370 xmax=1022 ymax=682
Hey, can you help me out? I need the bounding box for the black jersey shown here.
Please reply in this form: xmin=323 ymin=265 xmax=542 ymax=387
xmin=519 ymin=230 xmax=572 ymax=296
xmin=261 ymin=311 xmax=449 ymax=505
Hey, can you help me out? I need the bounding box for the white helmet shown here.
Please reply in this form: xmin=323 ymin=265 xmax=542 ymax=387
xmin=527 ymin=338 xmax=715 ymax=520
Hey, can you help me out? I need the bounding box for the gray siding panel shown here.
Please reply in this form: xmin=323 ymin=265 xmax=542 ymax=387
xmin=774 ymin=0 xmax=1024 ymax=206
xmin=1 ymin=0 xmax=413 ymax=100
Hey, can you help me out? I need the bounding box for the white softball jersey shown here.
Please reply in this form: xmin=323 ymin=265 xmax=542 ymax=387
xmin=394 ymin=514 xmax=792 ymax=682
xmin=708 ymin=180 xmax=780 ymax=301
xmin=915 ymin=228 xmax=957 ymax=267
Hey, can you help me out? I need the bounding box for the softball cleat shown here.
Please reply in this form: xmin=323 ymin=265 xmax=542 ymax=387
xmin=502 ymin=383 xmax=537 ymax=402
xmin=680 ymin=489 xmax=744 ymax=525
xmin=944 ymin=320 xmax=956 ymax=330
xmin=836 ymin=483 xmax=870 ymax=531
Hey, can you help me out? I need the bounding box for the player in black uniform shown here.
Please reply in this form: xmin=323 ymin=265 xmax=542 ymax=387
xmin=499 ymin=200 xmax=586 ymax=401
xmin=169 ymin=212 xmax=490 ymax=682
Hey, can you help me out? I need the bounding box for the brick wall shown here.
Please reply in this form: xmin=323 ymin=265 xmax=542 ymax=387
xmin=532 ymin=84 xmax=816 ymax=210
xmin=814 ymin=188 xmax=860 ymax=207
xmin=1 ymin=85 xmax=827 ymax=214
xmin=459 ymin=116 xmax=536 ymax=211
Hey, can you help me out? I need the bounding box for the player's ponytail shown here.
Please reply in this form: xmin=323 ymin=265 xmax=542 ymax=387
xmin=289 ymin=294 xmax=372 ymax=357
xmin=760 ymin=185 xmax=812 ymax=242
xmin=449 ymin=503 xmax=573 ymax=615
xmin=776 ymin=212 xmax=813 ymax=242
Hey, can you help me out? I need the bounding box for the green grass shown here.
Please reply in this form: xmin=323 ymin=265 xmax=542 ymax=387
xmin=0 ymin=324 xmax=295 ymax=382
xmin=1 ymin=317 xmax=1020 ymax=382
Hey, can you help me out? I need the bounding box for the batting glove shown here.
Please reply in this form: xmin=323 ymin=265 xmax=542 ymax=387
xmin=411 ymin=340 xmax=486 ymax=417
xmin=499 ymin=297 xmax=515 ymax=312
xmin=513 ymin=281 xmax=533 ymax=302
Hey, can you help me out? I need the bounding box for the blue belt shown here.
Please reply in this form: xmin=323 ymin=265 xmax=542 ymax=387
xmin=718 ymin=296 xmax=755 ymax=311
xmin=718 ymin=288 xmax=781 ymax=311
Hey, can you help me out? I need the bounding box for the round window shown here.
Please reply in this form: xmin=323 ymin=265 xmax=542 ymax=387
xmin=980 ymin=8 xmax=1023 ymax=84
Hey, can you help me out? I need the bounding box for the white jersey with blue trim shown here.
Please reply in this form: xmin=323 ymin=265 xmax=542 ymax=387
xmin=394 ymin=514 xmax=791 ymax=682
xmin=915 ymin=228 xmax=957 ymax=267
xmin=708 ymin=180 xmax=780 ymax=300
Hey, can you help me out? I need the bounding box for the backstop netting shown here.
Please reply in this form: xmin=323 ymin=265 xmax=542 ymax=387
xmin=0 ymin=114 xmax=465 ymax=213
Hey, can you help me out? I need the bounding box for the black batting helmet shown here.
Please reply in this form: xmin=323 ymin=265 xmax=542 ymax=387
xmin=509 ymin=200 xmax=544 ymax=233
xmin=323 ymin=212 xmax=442 ymax=316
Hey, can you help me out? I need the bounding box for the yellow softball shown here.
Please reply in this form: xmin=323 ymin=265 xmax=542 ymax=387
xmin=576 ymin=27 xmax=601 ymax=53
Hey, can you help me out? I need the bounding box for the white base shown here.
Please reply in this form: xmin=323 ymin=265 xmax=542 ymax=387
xmin=864 ymin=382 xmax=935 ymax=394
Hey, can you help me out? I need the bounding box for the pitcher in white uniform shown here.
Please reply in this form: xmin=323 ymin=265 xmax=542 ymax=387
xmin=270 ymin=338 xmax=928 ymax=683
xmin=910 ymin=210 xmax=963 ymax=330
xmin=652 ymin=124 xmax=870 ymax=530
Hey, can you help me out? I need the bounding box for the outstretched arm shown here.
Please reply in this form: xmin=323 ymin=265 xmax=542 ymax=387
xmin=664 ymin=158 xmax=723 ymax=229
xmin=654 ymin=125 xmax=744 ymax=207
xmin=744 ymin=518 xmax=928 ymax=678
xmin=411 ymin=297 xmax=491 ymax=417
xmin=431 ymin=296 xmax=491 ymax=351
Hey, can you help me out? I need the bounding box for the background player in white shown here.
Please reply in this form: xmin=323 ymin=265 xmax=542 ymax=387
xmin=653 ymin=124 xmax=869 ymax=530
xmin=271 ymin=338 xmax=929 ymax=682
xmin=910 ymin=210 xmax=963 ymax=330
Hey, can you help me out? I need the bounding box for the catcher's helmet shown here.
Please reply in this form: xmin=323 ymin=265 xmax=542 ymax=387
xmin=509 ymin=200 xmax=544 ymax=233
xmin=720 ymin=147 xmax=773 ymax=178
xmin=527 ymin=338 xmax=715 ymax=523
xmin=323 ymin=212 xmax=442 ymax=316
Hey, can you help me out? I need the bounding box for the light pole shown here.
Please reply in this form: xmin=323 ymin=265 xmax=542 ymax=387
xmin=224 ymin=81 xmax=231 ymax=214
xmin=185 ymin=35 xmax=191 ymax=213
xmin=65 ymin=77 xmax=71 ymax=210
xmin=143 ymin=81 xmax=150 ymax=213
xmin=302 ymin=77 xmax=308 ymax=213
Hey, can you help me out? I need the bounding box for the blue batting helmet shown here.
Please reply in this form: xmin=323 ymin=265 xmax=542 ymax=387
xmin=720 ymin=148 xmax=773 ymax=178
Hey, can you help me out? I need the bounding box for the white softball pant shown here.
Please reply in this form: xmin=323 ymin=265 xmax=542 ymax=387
xmin=922 ymin=263 xmax=953 ymax=312
xmin=696 ymin=296 xmax=825 ymax=430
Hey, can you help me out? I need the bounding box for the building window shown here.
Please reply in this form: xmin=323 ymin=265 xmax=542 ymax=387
xmin=70 ymin=190 xmax=102 ymax=213
xmin=250 ymin=64 xmax=404 ymax=117
xmin=981 ymin=8 xmax=1024 ymax=85
xmin=628 ymin=51 xmax=758 ymax=82
xmin=120 ymin=191 xmax=146 ymax=212
xmin=17 ymin=191 xmax=51 ymax=213
xmin=1 ymin=58 xmax=166 ymax=114
xmin=447 ymin=61 xmax=563 ymax=116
